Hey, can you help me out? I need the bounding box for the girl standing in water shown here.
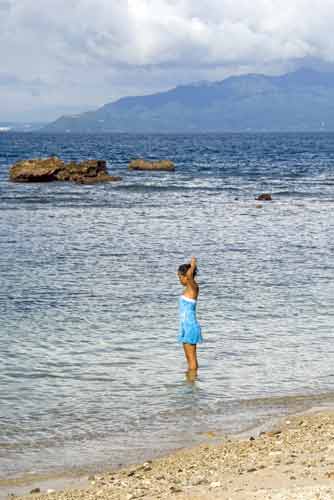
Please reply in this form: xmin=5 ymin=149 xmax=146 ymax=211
xmin=177 ymin=257 xmax=203 ymax=373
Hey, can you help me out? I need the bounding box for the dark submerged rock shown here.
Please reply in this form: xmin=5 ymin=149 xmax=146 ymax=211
xmin=256 ymin=193 xmax=272 ymax=201
xmin=72 ymin=172 xmax=122 ymax=184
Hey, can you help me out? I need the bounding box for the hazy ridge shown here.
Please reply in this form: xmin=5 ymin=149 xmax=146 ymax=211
xmin=43 ymin=68 xmax=334 ymax=133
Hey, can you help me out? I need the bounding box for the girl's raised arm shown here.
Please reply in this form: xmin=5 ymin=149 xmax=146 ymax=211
xmin=186 ymin=256 xmax=197 ymax=280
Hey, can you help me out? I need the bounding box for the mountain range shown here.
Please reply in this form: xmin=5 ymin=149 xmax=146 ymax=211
xmin=43 ymin=68 xmax=334 ymax=133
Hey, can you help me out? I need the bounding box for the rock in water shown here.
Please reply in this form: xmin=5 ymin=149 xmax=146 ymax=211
xmin=10 ymin=158 xmax=122 ymax=184
xmin=256 ymin=193 xmax=272 ymax=201
xmin=56 ymin=159 xmax=107 ymax=181
xmin=128 ymin=159 xmax=175 ymax=171
xmin=56 ymin=160 xmax=122 ymax=184
xmin=29 ymin=488 xmax=41 ymax=494
xmin=9 ymin=157 xmax=65 ymax=182
xmin=74 ymin=172 xmax=122 ymax=184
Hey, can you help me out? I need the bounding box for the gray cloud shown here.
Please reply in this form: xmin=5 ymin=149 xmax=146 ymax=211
xmin=1 ymin=0 xmax=334 ymax=121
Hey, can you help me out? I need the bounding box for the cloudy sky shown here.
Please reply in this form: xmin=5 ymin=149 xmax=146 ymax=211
xmin=1 ymin=0 xmax=334 ymax=121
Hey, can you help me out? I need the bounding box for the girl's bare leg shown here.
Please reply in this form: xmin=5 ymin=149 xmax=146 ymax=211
xmin=183 ymin=343 xmax=198 ymax=370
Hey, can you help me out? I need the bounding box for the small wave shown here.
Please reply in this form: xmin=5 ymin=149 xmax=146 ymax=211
xmin=272 ymin=190 xmax=331 ymax=198
xmin=117 ymin=184 xmax=220 ymax=192
xmin=115 ymin=184 xmax=236 ymax=194
xmin=0 ymin=196 xmax=90 ymax=204
xmin=237 ymin=390 xmax=334 ymax=409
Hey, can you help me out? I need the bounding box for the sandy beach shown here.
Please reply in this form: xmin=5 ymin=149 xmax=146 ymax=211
xmin=6 ymin=410 xmax=334 ymax=500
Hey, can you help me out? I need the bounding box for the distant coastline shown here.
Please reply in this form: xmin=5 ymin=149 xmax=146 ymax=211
xmin=0 ymin=122 xmax=46 ymax=132
xmin=40 ymin=68 xmax=334 ymax=133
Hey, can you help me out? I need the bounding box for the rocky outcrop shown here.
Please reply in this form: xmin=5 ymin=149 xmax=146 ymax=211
xmin=55 ymin=160 xmax=122 ymax=183
xmin=256 ymin=193 xmax=272 ymax=201
xmin=129 ymin=159 xmax=175 ymax=171
xmin=9 ymin=157 xmax=65 ymax=182
xmin=9 ymin=157 xmax=122 ymax=184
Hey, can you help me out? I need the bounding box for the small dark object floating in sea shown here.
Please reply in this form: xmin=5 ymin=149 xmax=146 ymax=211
xmin=256 ymin=193 xmax=273 ymax=201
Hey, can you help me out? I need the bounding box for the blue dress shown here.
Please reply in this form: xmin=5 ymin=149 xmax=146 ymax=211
xmin=178 ymin=295 xmax=203 ymax=345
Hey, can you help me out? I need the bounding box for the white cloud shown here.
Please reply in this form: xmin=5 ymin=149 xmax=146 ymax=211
xmin=1 ymin=0 xmax=334 ymax=120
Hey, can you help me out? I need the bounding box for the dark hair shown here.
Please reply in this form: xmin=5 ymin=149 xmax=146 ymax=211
xmin=178 ymin=263 xmax=197 ymax=277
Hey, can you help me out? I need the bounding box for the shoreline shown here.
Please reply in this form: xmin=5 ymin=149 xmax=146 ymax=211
xmin=4 ymin=409 xmax=334 ymax=500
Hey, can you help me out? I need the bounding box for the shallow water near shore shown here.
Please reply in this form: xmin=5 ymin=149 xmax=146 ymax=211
xmin=1 ymin=132 xmax=334 ymax=481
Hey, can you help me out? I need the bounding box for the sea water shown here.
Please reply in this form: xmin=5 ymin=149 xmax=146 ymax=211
xmin=1 ymin=132 xmax=334 ymax=479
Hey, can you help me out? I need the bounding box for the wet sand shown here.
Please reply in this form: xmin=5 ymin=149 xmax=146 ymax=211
xmin=8 ymin=410 xmax=334 ymax=500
